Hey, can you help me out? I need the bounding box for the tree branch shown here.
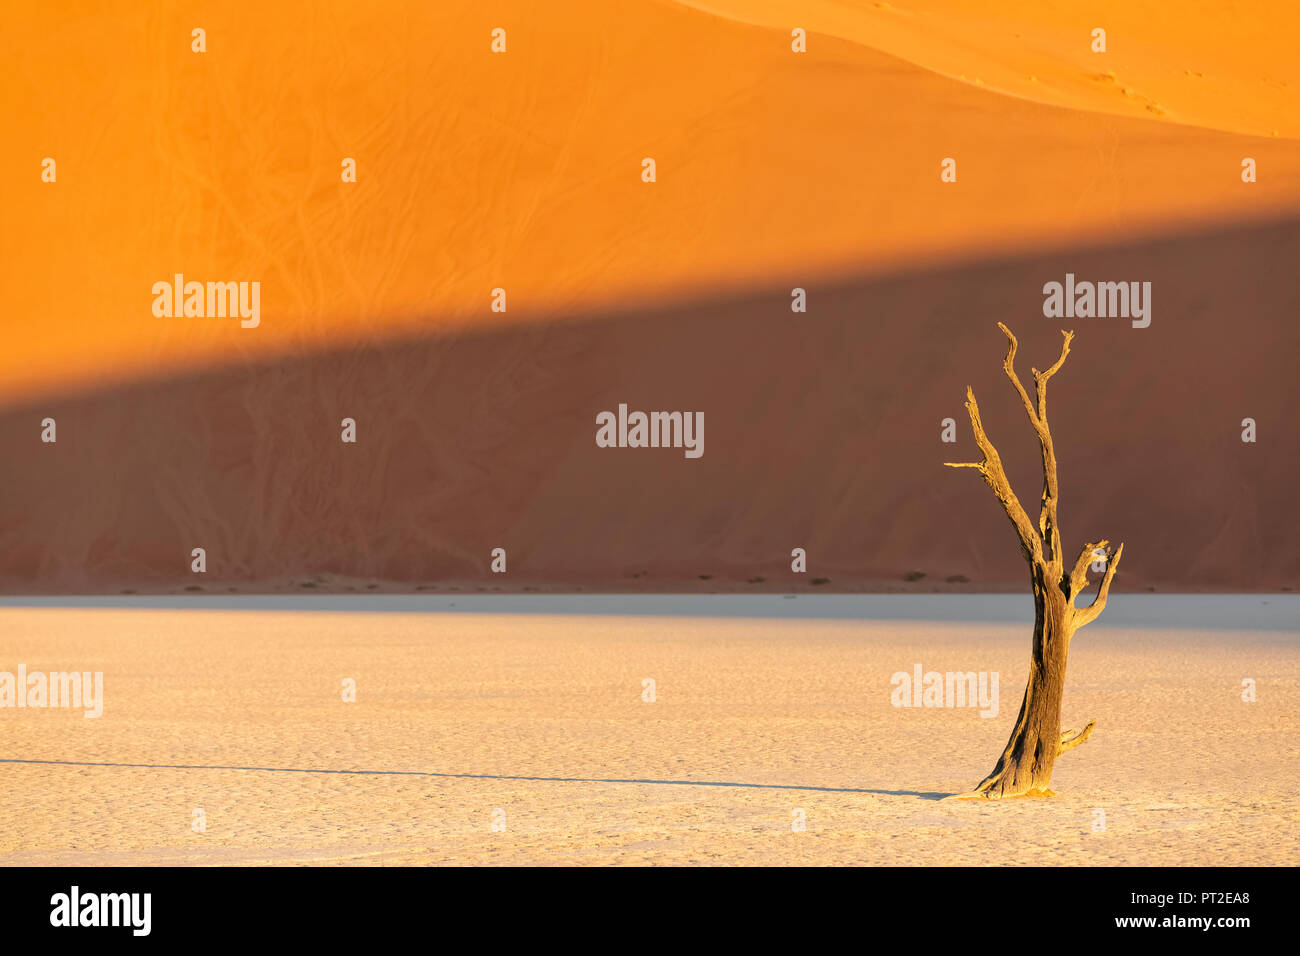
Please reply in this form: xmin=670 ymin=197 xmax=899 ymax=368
xmin=1058 ymin=719 xmax=1096 ymax=755
xmin=995 ymin=324 xmax=1072 ymax=566
xmin=1074 ymin=542 xmax=1124 ymax=629
xmin=997 ymin=322 xmax=1039 ymax=426
xmin=1033 ymin=329 xmax=1074 ymax=421
xmin=950 ymin=386 xmax=1043 ymax=565
xmin=1068 ymin=539 xmax=1110 ymax=598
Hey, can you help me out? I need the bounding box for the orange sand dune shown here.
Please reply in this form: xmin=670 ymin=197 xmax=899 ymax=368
xmin=677 ymin=0 xmax=1300 ymax=139
xmin=1 ymin=216 xmax=1296 ymax=594
xmin=3 ymin=0 xmax=1299 ymax=408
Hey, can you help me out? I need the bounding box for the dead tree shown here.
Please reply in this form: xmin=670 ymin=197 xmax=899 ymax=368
xmin=944 ymin=323 xmax=1122 ymax=799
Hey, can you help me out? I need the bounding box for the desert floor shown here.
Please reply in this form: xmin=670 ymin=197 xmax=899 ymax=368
xmin=1 ymin=596 xmax=1296 ymax=865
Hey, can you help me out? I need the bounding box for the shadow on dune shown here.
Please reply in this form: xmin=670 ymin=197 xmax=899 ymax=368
xmin=0 ymin=758 xmax=949 ymax=799
xmin=1 ymin=215 xmax=1297 ymax=595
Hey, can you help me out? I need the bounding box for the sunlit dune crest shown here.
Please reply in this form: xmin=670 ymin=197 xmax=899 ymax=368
xmin=675 ymin=0 xmax=1300 ymax=139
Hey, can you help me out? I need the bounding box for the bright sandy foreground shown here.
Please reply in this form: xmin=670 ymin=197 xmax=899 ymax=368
xmin=1 ymin=597 xmax=1296 ymax=866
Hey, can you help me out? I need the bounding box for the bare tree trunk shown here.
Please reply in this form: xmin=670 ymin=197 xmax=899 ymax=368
xmin=944 ymin=325 xmax=1122 ymax=799
xmin=969 ymin=572 xmax=1072 ymax=797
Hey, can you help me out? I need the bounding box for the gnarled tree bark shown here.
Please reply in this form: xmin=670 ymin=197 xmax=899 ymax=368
xmin=944 ymin=324 xmax=1123 ymax=799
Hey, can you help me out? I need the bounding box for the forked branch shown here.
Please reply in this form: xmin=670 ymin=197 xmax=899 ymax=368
xmin=1069 ymin=540 xmax=1110 ymax=597
xmin=994 ymin=323 xmax=1073 ymax=565
xmin=1074 ymin=542 xmax=1124 ymax=629
xmin=1033 ymin=330 xmax=1074 ymax=421
xmin=946 ymin=326 xmax=1075 ymax=569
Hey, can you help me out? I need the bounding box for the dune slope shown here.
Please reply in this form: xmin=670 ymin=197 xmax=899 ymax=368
xmin=1 ymin=216 xmax=1296 ymax=594
xmin=3 ymin=0 xmax=1298 ymax=406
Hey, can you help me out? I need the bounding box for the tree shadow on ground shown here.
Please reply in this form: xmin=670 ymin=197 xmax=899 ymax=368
xmin=0 ymin=757 xmax=949 ymax=799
